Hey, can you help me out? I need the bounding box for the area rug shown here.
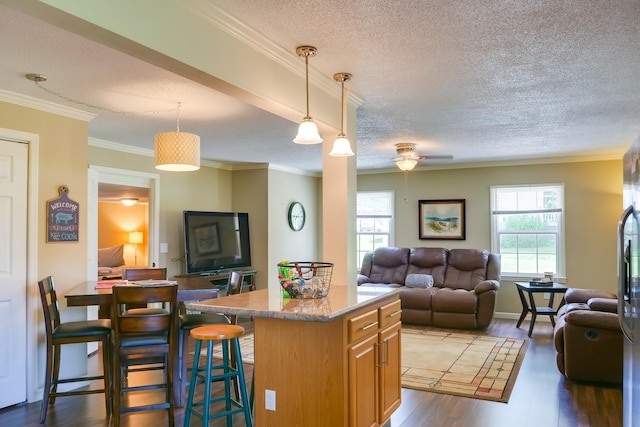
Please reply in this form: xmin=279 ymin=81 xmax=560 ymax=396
xmin=201 ymin=332 xmax=254 ymax=364
xmin=401 ymin=328 xmax=528 ymax=403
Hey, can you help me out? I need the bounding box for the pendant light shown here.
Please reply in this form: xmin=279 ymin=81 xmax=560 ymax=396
xmin=329 ymin=73 xmax=355 ymax=157
xmin=155 ymin=102 xmax=201 ymax=171
xmin=293 ymin=46 xmax=323 ymax=144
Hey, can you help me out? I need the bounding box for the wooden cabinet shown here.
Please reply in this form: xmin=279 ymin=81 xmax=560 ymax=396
xmin=348 ymin=299 xmax=402 ymax=427
xmin=226 ymin=288 xmax=402 ymax=427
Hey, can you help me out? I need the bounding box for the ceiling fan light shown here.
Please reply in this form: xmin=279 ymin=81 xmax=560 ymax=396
xmin=396 ymin=158 xmax=418 ymax=171
xmin=293 ymin=118 xmax=323 ymax=144
xmin=154 ymin=131 xmax=201 ymax=171
xmin=120 ymin=198 xmax=138 ymax=206
xmin=329 ymin=135 xmax=355 ymax=157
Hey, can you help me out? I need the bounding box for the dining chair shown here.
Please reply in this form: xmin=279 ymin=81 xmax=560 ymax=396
xmin=225 ymin=271 xmax=244 ymax=325
xmin=37 ymin=276 xmax=112 ymax=423
xmin=122 ymin=267 xmax=167 ymax=281
xmin=122 ymin=267 xmax=168 ymax=313
xmin=111 ymin=284 xmax=178 ymax=427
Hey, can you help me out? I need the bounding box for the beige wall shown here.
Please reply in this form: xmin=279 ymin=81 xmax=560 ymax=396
xmin=267 ymin=169 xmax=321 ymax=289
xmin=358 ymin=160 xmax=622 ymax=315
xmin=0 ymin=101 xmax=89 ymax=288
xmin=232 ymin=168 xmax=269 ymax=289
xmin=229 ymin=167 xmax=321 ymax=290
xmin=0 ymin=100 xmax=90 ymax=390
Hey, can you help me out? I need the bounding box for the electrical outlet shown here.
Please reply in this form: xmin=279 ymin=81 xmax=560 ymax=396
xmin=265 ymin=389 xmax=276 ymax=411
xmin=543 ymin=292 xmax=550 ymax=300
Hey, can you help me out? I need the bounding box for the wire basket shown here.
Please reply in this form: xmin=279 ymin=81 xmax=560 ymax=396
xmin=277 ymin=261 xmax=333 ymax=299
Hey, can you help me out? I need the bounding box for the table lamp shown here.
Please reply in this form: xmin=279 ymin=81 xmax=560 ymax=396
xmin=129 ymin=231 xmax=143 ymax=265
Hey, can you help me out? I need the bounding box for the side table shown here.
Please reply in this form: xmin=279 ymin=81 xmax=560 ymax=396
xmin=514 ymin=282 xmax=568 ymax=337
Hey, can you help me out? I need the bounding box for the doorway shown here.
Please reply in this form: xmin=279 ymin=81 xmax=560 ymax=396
xmin=88 ymin=166 xmax=160 ymax=281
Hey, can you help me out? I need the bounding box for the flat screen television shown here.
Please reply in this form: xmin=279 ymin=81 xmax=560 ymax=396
xmin=183 ymin=210 xmax=252 ymax=275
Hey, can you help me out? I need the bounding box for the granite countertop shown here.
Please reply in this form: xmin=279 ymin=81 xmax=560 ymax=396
xmin=186 ymin=285 xmax=400 ymax=322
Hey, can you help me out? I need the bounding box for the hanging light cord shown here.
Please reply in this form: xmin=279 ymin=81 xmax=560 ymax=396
xmin=404 ymin=171 xmax=410 ymax=203
xmin=175 ymin=102 xmax=182 ymax=132
xmin=28 ymin=74 xmax=175 ymax=116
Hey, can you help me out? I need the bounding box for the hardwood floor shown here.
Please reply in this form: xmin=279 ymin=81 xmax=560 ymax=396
xmin=390 ymin=319 xmax=622 ymax=427
xmin=0 ymin=318 xmax=622 ymax=427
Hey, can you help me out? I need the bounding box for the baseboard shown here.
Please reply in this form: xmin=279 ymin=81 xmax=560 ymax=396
xmin=495 ymin=311 xmax=554 ymax=323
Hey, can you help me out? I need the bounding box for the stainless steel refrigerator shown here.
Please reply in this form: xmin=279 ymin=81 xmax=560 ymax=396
xmin=618 ymin=137 xmax=640 ymax=426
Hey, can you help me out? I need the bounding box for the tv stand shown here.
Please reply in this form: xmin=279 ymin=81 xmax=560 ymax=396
xmin=176 ymin=269 xmax=257 ymax=291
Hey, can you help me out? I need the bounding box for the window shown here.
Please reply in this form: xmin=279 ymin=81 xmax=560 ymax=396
xmin=357 ymin=191 xmax=394 ymax=269
xmin=490 ymin=184 xmax=565 ymax=277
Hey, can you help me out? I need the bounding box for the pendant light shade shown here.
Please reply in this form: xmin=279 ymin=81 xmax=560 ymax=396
xmin=329 ymin=72 xmax=355 ymax=157
xmin=329 ymin=135 xmax=354 ymax=157
xmin=155 ymin=131 xmax=200 ymax=171
xmin=293 ymin=46 xmax=323 ymax=144
xmin=294 ymin=118 xmax=322 ymax=144
xmin=155 ymin=103 xmax=200 ymax=171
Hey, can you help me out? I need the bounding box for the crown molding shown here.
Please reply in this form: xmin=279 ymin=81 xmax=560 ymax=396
xmin=185 ymin=0 xmax=363 ymax=109
xmin=0 ymin=89 xmax=96 ymax=121
xmin=88 ymin=137 xmax=231 ymax=170
xmin=357 ymin=152 xmax=626 ymax=175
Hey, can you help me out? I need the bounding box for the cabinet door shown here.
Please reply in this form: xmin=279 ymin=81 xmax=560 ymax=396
xmin=349 ymin=334 xmax=379 ymax=427
xmin=379 ymin=322 xmax=402 ymax=422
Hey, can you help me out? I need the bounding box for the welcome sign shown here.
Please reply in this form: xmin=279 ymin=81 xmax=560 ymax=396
xmin=47 ymin=186 xmax=79 ymax=242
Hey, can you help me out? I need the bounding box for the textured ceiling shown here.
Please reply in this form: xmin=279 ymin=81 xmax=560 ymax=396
xmin=1 ymin=0 xmax=639 ymax=173
xmin=212 ymin=0 xmax=640 ymax=165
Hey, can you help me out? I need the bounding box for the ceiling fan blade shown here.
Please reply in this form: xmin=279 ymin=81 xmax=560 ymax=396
xmin=417 ymin=154 xmax=454 ymax=160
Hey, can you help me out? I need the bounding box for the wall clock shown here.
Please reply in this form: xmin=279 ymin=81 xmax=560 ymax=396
xmin=288 ymin=201 xmax=306 ymax=231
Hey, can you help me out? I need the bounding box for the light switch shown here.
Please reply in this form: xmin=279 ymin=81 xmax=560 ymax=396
xmin=160 ymin=242 xmax=168 ymax=253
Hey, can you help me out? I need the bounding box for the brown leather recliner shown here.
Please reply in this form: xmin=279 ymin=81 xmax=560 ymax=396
xmin=553 ymin=288 xmax=623 ymax=384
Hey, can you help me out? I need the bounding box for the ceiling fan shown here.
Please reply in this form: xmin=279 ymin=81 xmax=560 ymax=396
xmin=394 ymin=143 xmax=453 ymax=171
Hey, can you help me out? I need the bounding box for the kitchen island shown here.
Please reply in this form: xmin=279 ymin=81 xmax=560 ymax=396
xmin=187 ymin=285 xmax=402 ymax=427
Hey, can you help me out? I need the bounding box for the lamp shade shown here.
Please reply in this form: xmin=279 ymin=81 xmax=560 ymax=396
xmin=120 ymin=198 xmax=138 ymax=207
xmin=395 ymin=158 xmax=418 ymax=171
xmin=329 ymin=135 xmax=355 ymax=157
xmin=293 ymin=118 xmax=323 ymax=144
xmin=129 ymin=231 xmax=143 ymax=244
xmin=154 ymin=131 xmax=201 ymax=171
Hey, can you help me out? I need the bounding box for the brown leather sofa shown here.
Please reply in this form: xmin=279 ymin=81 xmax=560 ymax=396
xmin=358 ymin=247 xmax=501 ymax=329
xmin=553 ymin=288 xmax=623 ymax=384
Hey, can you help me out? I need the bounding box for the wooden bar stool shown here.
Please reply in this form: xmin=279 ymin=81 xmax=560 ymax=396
xmin=184 ymin=324 xmax=253 ymax=427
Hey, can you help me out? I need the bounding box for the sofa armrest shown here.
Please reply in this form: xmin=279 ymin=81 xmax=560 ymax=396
xmin=588 ymin=297 xmax=618 ymax=313
xmin=565 ymin=310 xmax=621 ymax=332
xmin=473 ymin=279 xmax=500 ymax=294
xmin=565 ymin=288 xmax=617 ymax=304
xmin=357 ymin=274 xmax=372 ymax=286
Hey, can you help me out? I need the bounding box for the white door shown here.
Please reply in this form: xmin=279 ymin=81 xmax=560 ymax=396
xmin=0 ymin=139 xmax=28 ymax=408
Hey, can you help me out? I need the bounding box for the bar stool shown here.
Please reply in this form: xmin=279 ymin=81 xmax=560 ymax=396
xmin=184 ymin=324 xmax=253 ymax=427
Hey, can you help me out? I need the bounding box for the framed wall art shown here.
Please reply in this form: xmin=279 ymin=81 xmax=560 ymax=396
xmin=418 ymin=199 xmax=466 ymax=240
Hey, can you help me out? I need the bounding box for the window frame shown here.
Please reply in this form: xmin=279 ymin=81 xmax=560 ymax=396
xmin=356 ymin=191 xmax=395 ymax=269
xmin=490 ymin=184 xmax=566 ymax=279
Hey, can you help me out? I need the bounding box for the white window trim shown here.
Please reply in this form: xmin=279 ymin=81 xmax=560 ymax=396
xmin=490 ymin=184 xmax=566 ymax=280
xmin=356 ymin=190 xmax=395 ymax=268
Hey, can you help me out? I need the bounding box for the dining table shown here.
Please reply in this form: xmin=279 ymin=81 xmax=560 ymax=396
xmin=65 ymin=276 xmax=220 ymax=318
xmin=64 ymin=275 xmax=221 ymax=408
